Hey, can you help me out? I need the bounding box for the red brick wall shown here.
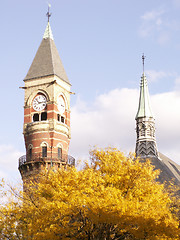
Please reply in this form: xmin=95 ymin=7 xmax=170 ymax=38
xmin=24 ymin=99 xmax=70 ymax=158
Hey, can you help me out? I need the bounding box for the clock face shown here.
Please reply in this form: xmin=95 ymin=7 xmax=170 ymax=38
xmin=57 ymin=96 xmax=65 ymax=114
xmin=33 ymin=95 xmax=47 ymax=111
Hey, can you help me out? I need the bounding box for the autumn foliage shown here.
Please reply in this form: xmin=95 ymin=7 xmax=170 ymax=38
xmin=0 ymin=148 xmax=179 ymax=239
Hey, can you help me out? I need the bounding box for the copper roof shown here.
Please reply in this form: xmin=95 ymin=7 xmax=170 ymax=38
xmin=136 ymin=73 xmax=153 ymax=119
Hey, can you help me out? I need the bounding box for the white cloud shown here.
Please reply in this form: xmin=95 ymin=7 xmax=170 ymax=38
xmin=69 ymin=89 xmax=138 ymax=159
xmin=0 ymin=145 xmax=24 ymax=181
xmin=141 ymin=9 xmax=164 ymax=21
xmin=139 ymin=9 xmax=165 ymax=38
xmin=139 ymin=4 xmax=180 ymax=45
xmin=139 ymin=8 xmax=176 ymax=45
xmin=69 ymin=88 xmax=180 ymax=165
xmin=0 ymin=169 xmax=8 ymax=179
xmin=157 ymin=31 xmax=170 ymax=45
xmin=139 ymin=23 xmax=153 ymax=38
xmin=174 ymin=76 xmax=180 ymax=89
xmin=152 ymin=91 xmax=180 ymax=163
xmin=156 ymin=18 xmax=162 ymax=26
xmin=146 ymin=70 xmax=175 ymax=82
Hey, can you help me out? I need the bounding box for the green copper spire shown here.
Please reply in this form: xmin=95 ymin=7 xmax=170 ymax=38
xmin=136 ymin=54 xmax=153 ymax=120
xmin=135 ymin=55 xmax=158 ymax=158
xmin=135 ymin=73 xmax=153 ymax=119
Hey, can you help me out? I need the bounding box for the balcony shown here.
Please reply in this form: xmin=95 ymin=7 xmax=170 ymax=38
xmin=19 ymin=153 xmax=75 ymax=168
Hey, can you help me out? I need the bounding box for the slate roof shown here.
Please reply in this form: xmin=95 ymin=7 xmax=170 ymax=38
xmin=158 ymin=152 xmax=180 ymax=183
xmin=24 ymin=22 xmax=70 ymax=84
xmin=144 ymin=153 xmax=180 ymax=185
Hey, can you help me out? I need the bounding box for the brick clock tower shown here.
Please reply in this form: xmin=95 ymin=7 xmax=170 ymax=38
xmin=19 ymin=15 xmax=75 ymax=182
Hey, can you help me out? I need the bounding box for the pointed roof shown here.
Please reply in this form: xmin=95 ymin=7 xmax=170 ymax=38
xmin=24 ymin=22 xmax=70 ymax=84
xmin=135 ymin=73 xmax=153 ymax=119
xmin=139 ymin=154 xmax=180 ymax=185
xmin=158 ymin=152 xmax=180 ymax=183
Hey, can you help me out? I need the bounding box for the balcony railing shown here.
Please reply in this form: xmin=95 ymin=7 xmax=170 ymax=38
xmin=19 ymin=153 xmax=75 ymax=168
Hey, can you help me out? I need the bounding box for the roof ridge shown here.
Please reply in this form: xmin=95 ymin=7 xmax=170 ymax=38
xmin=48 ymin=38 xmax=55 ymax=75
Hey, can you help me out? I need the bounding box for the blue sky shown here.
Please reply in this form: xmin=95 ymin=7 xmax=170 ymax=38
xmin=1 ymin=0 xmax=180 ymax=182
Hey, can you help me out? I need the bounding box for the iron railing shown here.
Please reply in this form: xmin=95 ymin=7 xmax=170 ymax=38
xmin=19 ymin=153 xmax=75 ymax=168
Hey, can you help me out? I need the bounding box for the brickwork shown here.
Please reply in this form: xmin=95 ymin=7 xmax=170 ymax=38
xmin=19 ymin=73 xmax=73 ymax=182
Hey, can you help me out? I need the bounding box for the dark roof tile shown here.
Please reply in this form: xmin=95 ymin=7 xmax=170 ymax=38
xmin=24 ymin=31 xmax=69 ymax=84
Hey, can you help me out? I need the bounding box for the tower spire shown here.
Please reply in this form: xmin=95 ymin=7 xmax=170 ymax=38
xmin=135 ymin=55 xmax=158 ymax=158
xmin=136 ymin=55 xmax=153 ymax=119
xmin=24 ymin=6 xmax=70 ymax=84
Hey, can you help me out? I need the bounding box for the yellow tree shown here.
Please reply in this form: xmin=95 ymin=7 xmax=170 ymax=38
xmin=0 ymin=148 xmax=179 ymax=240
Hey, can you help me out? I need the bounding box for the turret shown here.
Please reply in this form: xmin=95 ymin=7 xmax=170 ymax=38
xmin=135 ymin=55 xmax=158 ymax=158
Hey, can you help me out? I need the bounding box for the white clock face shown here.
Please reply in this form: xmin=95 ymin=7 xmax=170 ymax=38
xmin=58 ymin=96 xmax=65 ymax=114
xmin=33 ymin=95 xmax=47 ymax=111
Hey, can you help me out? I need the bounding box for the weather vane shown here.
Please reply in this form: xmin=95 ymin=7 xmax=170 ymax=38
xmin=46 ymin=3 xmax=52 ymax=22
xmin=142 ymin=53 xmax=146 ymax=73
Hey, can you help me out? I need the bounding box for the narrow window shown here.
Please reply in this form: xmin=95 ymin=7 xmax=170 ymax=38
xmin=29 ymin=148 xmax=32 ymax=159
xmin=61 ymin=116 xmax=65 ymax=123
xmin=33 ymin=113 xmax=39 ymax=122
xmin=41 ymin=112 xmax=47 ymax=121
xmin=58 ymin=147 xmax=62 ymax=159
xmin=57 ymin=114 xmax=60 ymax=121
xmin=42 ymin=146 xmax=47 ymax=158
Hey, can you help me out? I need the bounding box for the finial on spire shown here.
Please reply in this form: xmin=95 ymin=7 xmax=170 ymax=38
xmin=46 ymin=3 xmax=52 ymax=22
xmin=142 ymin=53 xmax=146 ymax=73
xmin=43 ymin=4 xmax=54 ymax=40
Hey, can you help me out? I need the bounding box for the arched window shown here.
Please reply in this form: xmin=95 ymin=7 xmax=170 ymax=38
xmin=42 ymin=146 xmax=47 ymax=158
xmin=41 ymin=142 xmax=47 ymax=158
xmin=58 ymin=147 xmax=62 ymax=159
xmin=57 ymin=144 xmax=62 ymax=159
xmin=28 ymin=144 xmax=33 ymax=160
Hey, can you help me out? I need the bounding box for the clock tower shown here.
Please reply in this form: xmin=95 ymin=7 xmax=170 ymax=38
xmin=19 ymin=15 xmax=75 ymax=182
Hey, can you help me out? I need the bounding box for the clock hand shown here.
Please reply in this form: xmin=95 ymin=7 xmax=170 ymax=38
xmin=38 ymin=99 xmax=46 ymax=103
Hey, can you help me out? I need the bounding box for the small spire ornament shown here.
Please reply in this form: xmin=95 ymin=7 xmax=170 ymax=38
xmin=46 ymin=3 xmax=52 ymax=22
xmin=142 ymin=53 xmax=146 ymax=73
